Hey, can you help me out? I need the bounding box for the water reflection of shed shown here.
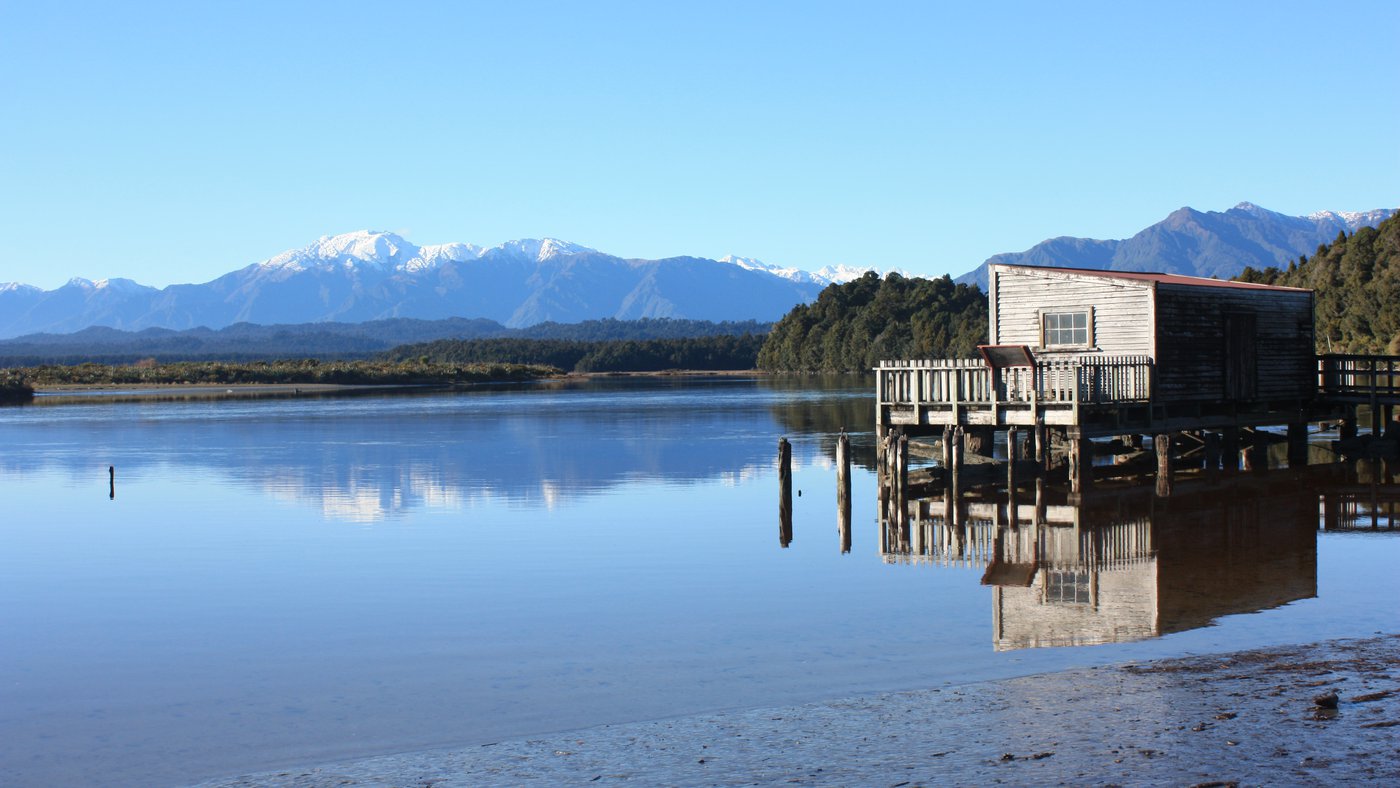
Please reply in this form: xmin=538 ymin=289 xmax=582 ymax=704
xmin=884 ymin=476 xmax=1319 ymax=650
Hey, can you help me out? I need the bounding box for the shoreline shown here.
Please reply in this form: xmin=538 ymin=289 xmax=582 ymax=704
xmin=20 ymin=371 xmax=793 ymax=404
xmin=198 ymin=633 xmax=1400 ymax=787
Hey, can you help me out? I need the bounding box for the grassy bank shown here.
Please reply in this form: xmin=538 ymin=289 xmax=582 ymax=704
xmin=11 ymin=359 xmax=559 ymax=389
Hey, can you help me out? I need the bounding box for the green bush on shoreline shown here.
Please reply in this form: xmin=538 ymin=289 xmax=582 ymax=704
xmin=0 ymin=369 xmax=35 ymax=403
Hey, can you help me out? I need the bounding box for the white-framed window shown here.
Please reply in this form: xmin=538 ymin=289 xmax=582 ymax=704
xmin=1041 ymin=308 xmax=1092 ymax=348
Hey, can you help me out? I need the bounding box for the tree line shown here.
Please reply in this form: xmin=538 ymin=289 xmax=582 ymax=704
xmin=381 ymin=334 xmax=767 ymax=373
xmin=1236 ymin=211 xmax=1400 ymax=354
xmin=756 ymin=272 xmax=987 ymax=372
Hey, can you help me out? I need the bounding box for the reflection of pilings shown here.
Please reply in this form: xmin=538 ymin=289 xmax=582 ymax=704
xmin=836 ymin=433 xmax=851 ymax=554
xmin=109 ymin=465 xmax=115 ymax=500
xmin=778 ymin=437 xmax=792 ymax=548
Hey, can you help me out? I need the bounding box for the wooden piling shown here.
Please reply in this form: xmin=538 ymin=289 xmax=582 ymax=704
xmin=778 ymin=438 xmax=792 ymax=547
xmin=1204 ymin=431 xmax=1222 ymax=471
xmin=1251 ymin=428 xmax=1269 ymax=472
xmin=109 ymin=465 xmax=115 ymax=500
xmin=836 ymin=433 xmax=851 ymax=554
xmin=1287 ymin=421 xmax=1309 ymax=468
xmin=1069 ymin=433 xmax=1092 ymax=494
xmin=1155 ymin=432 xmax=1173 ymax=497
xmin=1006 ymin=427 xmax=1018 ymax=494
xmin=1222 ymin=427 xmax=1240 ymax=473
xmin=1340 ymin=410 xmax=1358 ymax=442
xmin=950 ymin=426 xmax=964 ymax=497
xmin=896 ymin=433 xmax=910 ymax=533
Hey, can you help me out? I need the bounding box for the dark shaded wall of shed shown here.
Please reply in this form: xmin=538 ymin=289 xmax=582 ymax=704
xmin=1153 ymin=284 xmax=1314 ymax=402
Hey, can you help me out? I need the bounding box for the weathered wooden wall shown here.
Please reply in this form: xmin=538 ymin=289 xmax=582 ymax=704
xmin=991 ymin=266 xmax=1153 ymax=356
xmin=1154 ymin=284 xmax=1314 ymax=402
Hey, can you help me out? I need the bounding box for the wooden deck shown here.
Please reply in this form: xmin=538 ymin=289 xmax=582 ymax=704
xmin=877 ymin=354 xmax=1400 ymax=439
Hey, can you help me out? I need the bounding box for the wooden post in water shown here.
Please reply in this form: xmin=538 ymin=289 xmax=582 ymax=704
xmin=778 ymin=438 xmax=792 ymax=547
xmin=836 ymin=433 xmax=851 ymax=554
xmin=1340 ymin=407 xmax=1358 ymax=442
xmin=1250 ymin=428 xmax=1269 ymax=472
xmin=109 ymin=465 xmax=115 ymax=500
xmin=950 ymin=426 xmax=965 ymax=498
xmin=1033 ymin=421 xmax=1047 ymax=468
xmin=1287 ymin=420 xmax=1309 ymax=468
xmin=1204 ymin=431 xmax=1222 ymax=471
xmin=1155 ymin=432 xmax=1174 ymax=497
xmin=1069 ymin=433 xmax=1092 ymax=494
xmin=1006 ymin=427 xmax=1018 ymax=495
xmin=897 ymin=433 xmax=910 ymax=535
xmin=1222 ymin=427 xmax=1241 ymax=473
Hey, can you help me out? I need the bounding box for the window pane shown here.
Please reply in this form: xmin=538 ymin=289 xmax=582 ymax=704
xmin=1043 ymin=311 xmax=1088 ymax=346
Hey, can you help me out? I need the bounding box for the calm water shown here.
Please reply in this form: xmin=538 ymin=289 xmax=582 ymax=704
xmin=0 ymin=377 xmax=1396 ymax=786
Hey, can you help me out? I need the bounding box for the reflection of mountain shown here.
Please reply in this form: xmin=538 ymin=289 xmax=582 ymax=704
xmin=884 ymin=473 xmax=1326 ymax=650
xmin=1 ymin=378 xmax=867 ymax=522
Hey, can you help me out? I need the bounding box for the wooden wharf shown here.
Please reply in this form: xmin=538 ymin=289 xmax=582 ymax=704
xmin=874 ymin=265 xmax=1400 ymax=495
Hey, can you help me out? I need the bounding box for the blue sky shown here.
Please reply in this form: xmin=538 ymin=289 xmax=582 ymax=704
xmin=2 ymin=0 xmax=1396 ymax=290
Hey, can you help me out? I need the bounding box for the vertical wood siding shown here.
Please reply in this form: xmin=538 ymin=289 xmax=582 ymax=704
xmin=1154 ymin=284 xmax=1313 ymax=401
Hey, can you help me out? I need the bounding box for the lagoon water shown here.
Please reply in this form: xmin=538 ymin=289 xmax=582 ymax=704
xmin=1 ymin=377 xmax=1397 ymax=786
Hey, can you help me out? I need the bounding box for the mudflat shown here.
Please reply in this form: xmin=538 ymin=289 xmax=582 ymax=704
xmin=200 ymin=634 xmax=1400 ymax=787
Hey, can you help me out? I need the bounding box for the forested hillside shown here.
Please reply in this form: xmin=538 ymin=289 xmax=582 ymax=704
xmin=757 ymin=273 xmax=987 ymax=372
xmin=1236 ymin=212 xmax=1400 ymax=354
xmin=383 ymin=334 xmax=766 ymax=373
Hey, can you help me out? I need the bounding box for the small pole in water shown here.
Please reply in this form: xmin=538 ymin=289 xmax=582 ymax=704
xmin=778 ymin=437 xmax=793 ymax=548
xmin=836 ymin=432 xmax=851 ymax=554
xmin=109 ymin=465 xmax=115 ymax=500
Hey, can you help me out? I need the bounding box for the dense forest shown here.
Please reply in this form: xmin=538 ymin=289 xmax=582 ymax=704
xmin=1236 ymin=212 xmax=1400 ymax=354
xmin=0 ymin=317 xmax=771 ymax=366
xmin=756 ymin=272 xmax=987 ymax=372
xmin=382 ymin=334 xmax=767 ymax=373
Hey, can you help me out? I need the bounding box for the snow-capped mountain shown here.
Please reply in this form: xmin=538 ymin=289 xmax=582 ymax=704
xmin=956 ymin=202 xmax=1397 ymax=289
xmin=718 ymin=254 xmax=897 ymax=285
xmin=0 ymin=233 xmax=832 ymax=338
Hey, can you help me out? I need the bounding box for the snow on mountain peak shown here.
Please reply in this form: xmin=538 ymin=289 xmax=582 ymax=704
xmin=1306 ymin=208 xmax=1397 ymax=231
xmin=92 ymin=277 xmax=153 ymax=293
xmin=490 ymin=238 xmax=594 ymax=262
xmin=1230 ymin=201 xmax=1282 ymax=218
xmin=718 ymin=254 xmax=823 ymax=284
xmin=720 ymin=254 xmax=903 ymax=285
xmin=260 ymin=230 xmax=418 ymax=273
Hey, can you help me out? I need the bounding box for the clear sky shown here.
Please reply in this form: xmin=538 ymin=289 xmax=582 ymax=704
xmin=2 ymin=0 xmax=1396 ymax=290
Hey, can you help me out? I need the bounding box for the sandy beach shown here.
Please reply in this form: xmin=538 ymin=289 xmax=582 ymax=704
xmin=198 ymin=634 xmax=1400 ymax=787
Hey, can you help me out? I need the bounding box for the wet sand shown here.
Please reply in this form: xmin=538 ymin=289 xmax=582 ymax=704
xmin=199 ymin=634 xmax=1400 ymax=787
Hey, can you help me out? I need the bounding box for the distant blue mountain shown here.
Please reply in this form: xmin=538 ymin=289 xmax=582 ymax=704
xmin=955 ymin=202 xmax=1396 ymax=289
xmin=0 ymin=231 xmax=830 ymax=339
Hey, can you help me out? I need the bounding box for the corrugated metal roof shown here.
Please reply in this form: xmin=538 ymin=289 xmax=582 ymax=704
xmin=991 ymin=264 xmax=1311 ymax=293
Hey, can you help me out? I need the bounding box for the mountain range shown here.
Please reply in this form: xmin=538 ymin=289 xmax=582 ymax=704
xmin=955 ymin=202 xmax=1395 ymax=288
xmin=2 ymin=202 xmax=1394 ymax=341
xmin=0 ymin=233 xmax=876 ymax=339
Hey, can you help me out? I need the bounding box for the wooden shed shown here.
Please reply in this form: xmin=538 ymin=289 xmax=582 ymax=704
xmin=988 ymin=264 xmax=1315 ymax=404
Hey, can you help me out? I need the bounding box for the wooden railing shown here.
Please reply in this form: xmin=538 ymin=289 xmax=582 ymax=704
xmin=1318 ymin=354 xmax=1400 ymax=399
xmin=876 ymin=355 xmax=1153 ymax=408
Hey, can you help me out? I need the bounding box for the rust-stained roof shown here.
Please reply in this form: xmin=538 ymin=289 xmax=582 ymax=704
xmin=991 ymin=264 xmax=1312 ymax=292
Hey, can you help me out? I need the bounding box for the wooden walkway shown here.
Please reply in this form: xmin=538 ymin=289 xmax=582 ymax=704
xmin=877 ymin=354 xmax=1400 ymax=439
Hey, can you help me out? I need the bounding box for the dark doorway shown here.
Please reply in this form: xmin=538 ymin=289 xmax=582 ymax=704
xmin=1224 ymin=312 xmax=1258 ymax=399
